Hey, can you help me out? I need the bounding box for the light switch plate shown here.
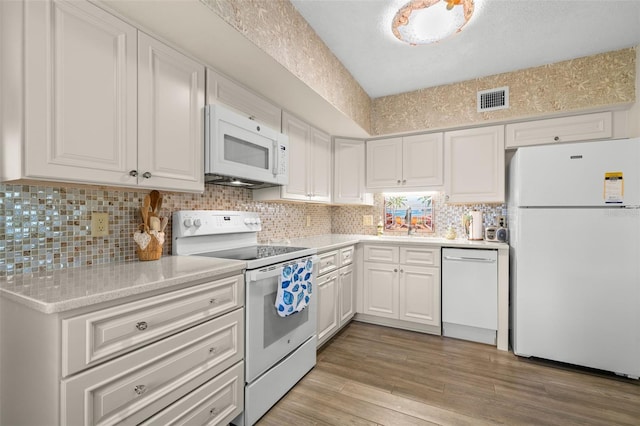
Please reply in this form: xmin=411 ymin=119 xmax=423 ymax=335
xmin=363 ymin=215 xmax=373 ymax=226
xmin=91 ymin=212 xmax=109 ymax=237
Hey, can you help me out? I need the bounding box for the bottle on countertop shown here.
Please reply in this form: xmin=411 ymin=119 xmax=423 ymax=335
xmin=377 ymin=217 xmax=384 ymax=236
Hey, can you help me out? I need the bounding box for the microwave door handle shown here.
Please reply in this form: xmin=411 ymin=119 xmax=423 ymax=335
xmin=272 ymin=141 xmax=278 ymax=177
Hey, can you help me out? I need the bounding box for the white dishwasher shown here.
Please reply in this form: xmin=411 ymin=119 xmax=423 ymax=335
xmin=442 ymin=248 xmax=498 ymax=345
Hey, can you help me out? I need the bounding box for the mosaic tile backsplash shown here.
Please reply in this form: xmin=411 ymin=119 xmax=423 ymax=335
xmin=0 ymin=182 xmax=504 ymax=276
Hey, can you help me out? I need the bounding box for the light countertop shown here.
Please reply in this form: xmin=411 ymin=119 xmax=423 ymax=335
xmin=0 ymin=256 xmax=246 ymax=314
xmin=289 ymin=234 xmax=509 ymax=252
xmin=0 ymin=234 xmax=507 ymax=315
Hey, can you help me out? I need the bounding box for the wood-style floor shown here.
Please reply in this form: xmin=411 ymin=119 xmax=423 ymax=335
xmin=257 ymin=322 xmax=640 ymax=426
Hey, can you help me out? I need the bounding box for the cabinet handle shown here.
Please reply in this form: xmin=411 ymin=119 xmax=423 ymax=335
xmin=210 ymin=407 xmax=219 ymax=416
xmin=129 ymin=170 xmax=138 ymax=177
xmin=142 ymin=172 xmax=152 ymax=179
xmin=209 ymin=347 xmax=218 ymax=355
xmin=554 ymin=136 xmax=560 ymax=141
xmin=135 ymin=321 xmax=148 ymax=331
xmin=134 ymin=384 xmax=147 ymax=395
xmin=394 ymin=268 xmax=398 ymax=272
xmin=397 ymin=179 xmax=401 ymax=184
xmin=402 ymin=179 xmax=406 ymax=184
xmin=209 ymin=298 xmax=217 ymax=305
xmin=445 ymin=194 xmax=450 ymax=201
xmin=400 ymin=268 xmax=404 ymax=273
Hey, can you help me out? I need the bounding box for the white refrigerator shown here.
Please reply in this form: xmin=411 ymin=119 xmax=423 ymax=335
xmin=508 ymin=138 xmax=640 ymax=379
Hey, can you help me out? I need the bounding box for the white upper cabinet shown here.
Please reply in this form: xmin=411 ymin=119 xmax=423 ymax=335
xmin=2 ymin=0 xmax=205 ymax=192
xmin=21 ymin=0 xmax=138 ymax=185
xmin=137 ymin=33 xmax=204 ymax=192
xmin=505 ymin=112 xmax=614 ymax=149
xmin=253 ymin=112 xmax=332 ymax=203
xmin=333 ymin=138 xmax=373 ymax=205
xmin=444 ymin=125 xmax=505 ymax=203
xmin=205 ymin=68 xmax=281 ymax=130
xmin=366 ymin=133 xmax=443 ymax=191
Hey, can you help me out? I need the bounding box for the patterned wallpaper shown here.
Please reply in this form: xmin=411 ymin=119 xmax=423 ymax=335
xmin=373 ymin=47 xmax=636 ymax=135
xmin=197 ymin=0 xmax=636 ymax=138
xmin=199 ymin=0 xmax=372 ymax=134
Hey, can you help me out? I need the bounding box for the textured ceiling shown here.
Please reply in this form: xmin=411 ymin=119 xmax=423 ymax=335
xmin=291 ymin=0 xmax=640 ymax=98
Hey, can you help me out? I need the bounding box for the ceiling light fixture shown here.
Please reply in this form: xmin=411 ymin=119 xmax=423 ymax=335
xmin=392 ymin=0 xmax=475 ymax=45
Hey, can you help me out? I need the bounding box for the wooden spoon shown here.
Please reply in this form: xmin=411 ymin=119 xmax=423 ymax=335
xmin=149 ymin=190 xmax=160 ymax=214
xmin=155 ymin=196 xmax=163 ymax=215
xmin=142 ymin=195 xmax=151 ymax=227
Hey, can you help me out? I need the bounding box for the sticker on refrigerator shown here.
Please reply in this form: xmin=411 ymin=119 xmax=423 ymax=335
xmin=603 ymin=172 xmax=623 ymax=203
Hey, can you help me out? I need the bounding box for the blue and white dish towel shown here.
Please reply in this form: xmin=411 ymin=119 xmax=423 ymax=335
xmin=275 ymin=259 xmax=313 ymax=317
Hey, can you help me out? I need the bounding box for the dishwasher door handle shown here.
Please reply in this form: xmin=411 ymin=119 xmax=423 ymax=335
xmin=443 ymin=256 xmax=496 ymax=263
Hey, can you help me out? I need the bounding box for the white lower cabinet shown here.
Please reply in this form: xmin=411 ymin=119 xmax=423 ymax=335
xmin=362 ymin=244 xmax=441 ymax=333
xmin=0 ymin=273 xmax=244 ymax=426
xmin=316 ymin=246 xmax=356 ymax=347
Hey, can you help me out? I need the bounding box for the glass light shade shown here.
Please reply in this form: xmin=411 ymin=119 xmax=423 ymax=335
xmin=392 ymin=0 xmax=475 ymax=45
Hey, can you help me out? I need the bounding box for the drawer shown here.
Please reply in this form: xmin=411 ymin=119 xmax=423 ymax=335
xmin=363 ymin=245 xmax=399 ymax=263
xmin=140 ymin=361 xmax=243 ymax=426
xmin=400 ymin=246 xmax=440 ymax=267
xmin=339 ymin=246 xmax=355 ymax=267
xmin=62 ymin=274 xmax=243 ymax=376
xmin=318 ymin=250 xmax=339 ymax=275
xmin=61 ymin=308 xmax=244 ymax=426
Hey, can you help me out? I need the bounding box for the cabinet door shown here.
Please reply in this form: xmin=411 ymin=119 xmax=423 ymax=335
xmin=366 ymin=137 xmax=403 ymax=189
xmin=334 ymin=138 xmax=372 ymax=205
xmin=505 ymin=112 xmax=612 ymax=148
xmin=138 ymin=32 xmax=204 ymax=192
xmin=317 ymin=271 xmax=339 ymax=345
xmin=363 ymin=262 xmax=398 ymax=319
xmin=206 ymin=68 xmax=281 ymax=130
xmin=339 ymin=264 xmax=355 ymax=326
xmin=399 ymin=265 xmax=440 ymax=326
xmin=444 ymin=125 xmax=505 ymax=203
xmin=310 ymin=127 xmax=332 ymax=203
xmin=280 ymin=112 xmax=311 ymax=201
xmin=402 ymin=133 xmax=444 ymax=187
xmin=24 ymin=0 xmax=138 ymax=185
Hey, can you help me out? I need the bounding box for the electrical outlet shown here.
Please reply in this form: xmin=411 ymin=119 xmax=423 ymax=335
xmin=91 ymin=212 xmax=109 ymax=237
xmin=363 ymin=215 xmax=373 ymax=226
xmin=306 ymin=215 xmax=311 ymax=227
xmin=497 ymin=215 xmax=507 ymax=228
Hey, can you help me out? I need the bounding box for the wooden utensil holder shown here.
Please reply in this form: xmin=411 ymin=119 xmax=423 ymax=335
xmin=136 ymin=233 xmax=163 ymax=261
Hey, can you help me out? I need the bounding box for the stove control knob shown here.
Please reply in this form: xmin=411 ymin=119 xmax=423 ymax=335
xmin=193 ymin=218 xmax=202 ymax=227
xmin=244 ymin=218 xmax=252 ymax=225
xmin=183 ymin=218 xmax=193 ymax=228
xmin=255 ymin=218 xmax=261 ymax=225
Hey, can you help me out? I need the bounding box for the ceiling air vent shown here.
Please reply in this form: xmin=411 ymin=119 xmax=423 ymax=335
xmin=477 ymin=86 xmax=509 ymax=112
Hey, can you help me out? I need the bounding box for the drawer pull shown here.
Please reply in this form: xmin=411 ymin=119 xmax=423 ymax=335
xmin=209 ymin=347 xmax=218 ymax=355
xmin=394 ymin=268 xmax=398 ymax=272
xmin=209 ymin=407 xmax=219 ymax=416
xmin=209 ymin=298 xmax=217 ymax=305
xmin=134 ymin=384 xmax=147 ymax=395
xmin=135 ymin=321 xmax=148 ymax=331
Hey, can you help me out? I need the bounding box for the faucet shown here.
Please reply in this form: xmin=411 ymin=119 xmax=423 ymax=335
xmin=406 ymin=208 xmax=415 ymax=235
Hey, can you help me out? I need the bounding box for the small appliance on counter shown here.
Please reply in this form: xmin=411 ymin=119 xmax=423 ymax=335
xmin=484 ymin=226 xmax=508 ymax=242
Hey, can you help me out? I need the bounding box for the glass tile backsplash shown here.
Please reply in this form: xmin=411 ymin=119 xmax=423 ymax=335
xmin=0 ymin=182 xmax=504 ymax=276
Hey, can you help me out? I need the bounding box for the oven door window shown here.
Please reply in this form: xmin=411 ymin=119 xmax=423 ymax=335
xmin=246 ymin=269 xmax=316 ymax=383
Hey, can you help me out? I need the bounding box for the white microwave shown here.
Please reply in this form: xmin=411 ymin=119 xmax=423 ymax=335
xmin=204 ymin=104 xmax=289 ymax=188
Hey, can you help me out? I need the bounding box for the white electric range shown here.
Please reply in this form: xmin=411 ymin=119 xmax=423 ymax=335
xmin=172 ymin=210 xmax=317 ymax=425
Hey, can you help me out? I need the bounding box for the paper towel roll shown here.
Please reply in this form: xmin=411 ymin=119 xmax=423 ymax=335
xmin=469 ymin=211 xmax=484 ymax=240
